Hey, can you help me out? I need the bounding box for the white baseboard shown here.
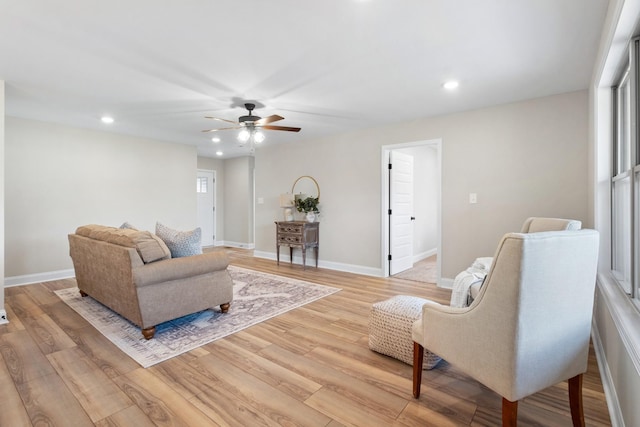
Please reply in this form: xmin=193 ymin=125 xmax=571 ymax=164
xmin=253 ymin=251 xmax=383 ymax=277
xmin=438 ymin=277 xmax=454 ymax=289
xmin=2 ymin=252 xmax=442 ymax=287
xmin=5 ymin=269 xmax=75 ymax=287
xmin=0 ymin=309 xmax=7 ymax=324
xmin=222 ymin=241 xmax=255 ymax=249
xmin=413 ymin=248 xmax=437 ymax=263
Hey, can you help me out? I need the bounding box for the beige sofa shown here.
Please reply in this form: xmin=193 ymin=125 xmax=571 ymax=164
xmin=68 ymin=224 xmax=233 ymax=339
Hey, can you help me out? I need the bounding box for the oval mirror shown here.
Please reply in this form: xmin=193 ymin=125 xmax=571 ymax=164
xmin=291 ymin=176 xmax=320 ymax=201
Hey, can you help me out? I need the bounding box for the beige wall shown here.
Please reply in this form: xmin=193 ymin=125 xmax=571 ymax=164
xmin=223 ymin=156 xmax=254 ymax=247
xmin=254 ymin=90 xmax=589 ymax=278
xmin=197 ymin=156 xmax=226 ymax=242
xmin=2 ymin=92 xmax=588 ymax=281
xmin=4 ymin=117 xmax=198 ymax=279
xmin=0 ymin=81 xmax=5 ymax=321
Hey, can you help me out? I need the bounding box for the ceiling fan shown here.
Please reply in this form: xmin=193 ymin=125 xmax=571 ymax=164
xmin=202 ymin=103 xmax=301 ymax=135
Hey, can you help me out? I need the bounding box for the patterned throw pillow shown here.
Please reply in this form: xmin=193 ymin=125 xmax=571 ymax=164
xmin=155 ymin=222 xmax=202 ymax=258
xmin=119 ymin=222 xmax=138 ymax=230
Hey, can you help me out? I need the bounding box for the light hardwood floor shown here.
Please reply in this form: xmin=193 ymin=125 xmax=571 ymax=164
xmin=0 ymin=249 xmax=611 ymax=426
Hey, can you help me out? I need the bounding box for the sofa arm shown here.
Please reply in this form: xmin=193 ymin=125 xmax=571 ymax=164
xmin=132 ymin=251 xmax=230 ymax=288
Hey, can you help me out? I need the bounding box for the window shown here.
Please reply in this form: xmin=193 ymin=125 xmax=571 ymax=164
xmin=612 ymin=38 xmax=640 ymax=303
xmin=196 ymin=176 xmax=208 ymax=193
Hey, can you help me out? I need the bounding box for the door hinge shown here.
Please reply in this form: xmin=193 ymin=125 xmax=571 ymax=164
xmin=388 ymin=163 xmax=392 ymax=169
xmin=388 ymin=209 xmax=392 ymax=215
xmin=388 ymin=254 xmax=392 ymax=261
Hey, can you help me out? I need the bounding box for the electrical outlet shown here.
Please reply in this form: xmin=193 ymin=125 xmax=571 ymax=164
xmin=469 ymin=193 xmax=477 ymax=204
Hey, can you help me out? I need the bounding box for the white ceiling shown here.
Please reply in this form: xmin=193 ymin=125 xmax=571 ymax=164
xmin=0 ymin=1 xmax=609 ymax=158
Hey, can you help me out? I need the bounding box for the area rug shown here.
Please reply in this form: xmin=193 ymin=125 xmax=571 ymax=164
xmin=393 ymin=257 xmax=437 ymax=283
xmin=55 ymin=266 xmax=340 ymax=368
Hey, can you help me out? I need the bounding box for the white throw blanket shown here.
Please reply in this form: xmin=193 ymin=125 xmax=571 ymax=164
xmin=450 ymin=257 xmax=493 ymax=308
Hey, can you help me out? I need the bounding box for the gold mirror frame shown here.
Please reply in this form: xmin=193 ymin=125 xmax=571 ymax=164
xmin=291 ymin=175 xmax=320 ymax=201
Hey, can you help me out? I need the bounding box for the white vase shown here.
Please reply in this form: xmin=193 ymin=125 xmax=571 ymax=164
xmin=306 ymin=212 xmax=316 ymax=222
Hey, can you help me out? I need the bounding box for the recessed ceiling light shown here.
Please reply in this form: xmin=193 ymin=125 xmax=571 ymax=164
xmin=101 ymin=116 xmax=114 ymax=124
xmin=211 ymin=136 xmax=221 ymax=143
xmin=216 ymin=151 xmax=223 ymax=156
xmin=443 ymin=81 xmax=459 ymax=90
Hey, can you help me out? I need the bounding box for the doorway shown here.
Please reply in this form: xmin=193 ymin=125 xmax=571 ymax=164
xmin=381 ymin=139 xmax=442 ymax=283
xmin=197 ymin=169 xmax=216 ymax=247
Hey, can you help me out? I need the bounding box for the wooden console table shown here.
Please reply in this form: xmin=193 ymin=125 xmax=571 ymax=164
xmin=275 ymin=221 xmax=319 ymax=269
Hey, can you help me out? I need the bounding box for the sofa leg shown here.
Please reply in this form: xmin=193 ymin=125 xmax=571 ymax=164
xmin=142 ymin=326 xmax=156 ymax=340
xmin=220 ymin=303 xmax=231 ymax=313
xmin=79 ymin=290 xmax=88 ymax=297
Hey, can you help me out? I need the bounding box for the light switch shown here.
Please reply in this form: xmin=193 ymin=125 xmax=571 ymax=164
xmin=257 ymin=197 xmax=264 ymax=204
xmin=469 ymin=193 xmax=477 ymax=204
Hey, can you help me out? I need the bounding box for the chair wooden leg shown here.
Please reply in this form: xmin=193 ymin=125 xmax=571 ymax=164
xmin=412 ymin=341 xmax=424 ymax=398
xmin=502 ymin=398 xmax=518 ymax=427
xmin=568 ymin=374 xmax=585 ymax=427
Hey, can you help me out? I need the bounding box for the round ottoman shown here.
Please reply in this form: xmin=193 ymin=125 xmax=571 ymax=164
xmin=368 ymin=295 xmax=442 ymax=369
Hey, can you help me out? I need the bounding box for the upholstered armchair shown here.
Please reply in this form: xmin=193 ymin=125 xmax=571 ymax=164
xmin=451 ymin=217 xmax=583 ymax=308
xmin=519 ymin=216 xmax=581 ymax=233
xmin=413 ymin=229 xmax=599 ymax=426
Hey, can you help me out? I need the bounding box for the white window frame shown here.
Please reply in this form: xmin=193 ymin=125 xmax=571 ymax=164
xmin=612 ymin=37 xmax=640 ymax=308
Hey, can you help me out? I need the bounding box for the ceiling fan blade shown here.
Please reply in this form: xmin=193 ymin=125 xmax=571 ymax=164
xmin=201 ymin=126 xmax=241 ymax=133
xmin=262 ymin=125 xmax=301 ymax=132
xmin=255 ymin=115 xmax=284 ymax=125
xmin=204 ymin=116 xmax=239 ymax=125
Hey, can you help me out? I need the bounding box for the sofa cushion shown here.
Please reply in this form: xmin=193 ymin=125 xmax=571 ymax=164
xmin=76 ymin=224 xmax=171 ymax=263
xmin=130 ymin=232 xmax=172 ymax=263
xmin=155 ymin=222 xmax=202 ymax=258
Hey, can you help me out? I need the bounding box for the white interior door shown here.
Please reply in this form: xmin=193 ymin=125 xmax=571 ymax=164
xmin=390 ymin=151 xmax=414 ymax=275
xmin=197 ymin=170 xmax=216 ymax=247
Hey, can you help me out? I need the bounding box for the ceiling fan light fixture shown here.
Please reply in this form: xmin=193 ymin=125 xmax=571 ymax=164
xmin=254 ymin=130 xmax=265 ymax=143
xmin=202 ymin=102 xmax=301 ymax=149
xmin=238 ymin=129 xmax=250 ymax=142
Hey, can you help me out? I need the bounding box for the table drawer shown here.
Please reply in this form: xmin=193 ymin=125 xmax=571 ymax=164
xmin=278 ymin=224 xmax=302 ymax=234
xmin=278 ymin=234 xmax=302 ymax=244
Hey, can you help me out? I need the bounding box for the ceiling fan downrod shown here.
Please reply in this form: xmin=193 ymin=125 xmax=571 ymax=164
xmin=239 ymin=103 xmax=260 ymax=124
